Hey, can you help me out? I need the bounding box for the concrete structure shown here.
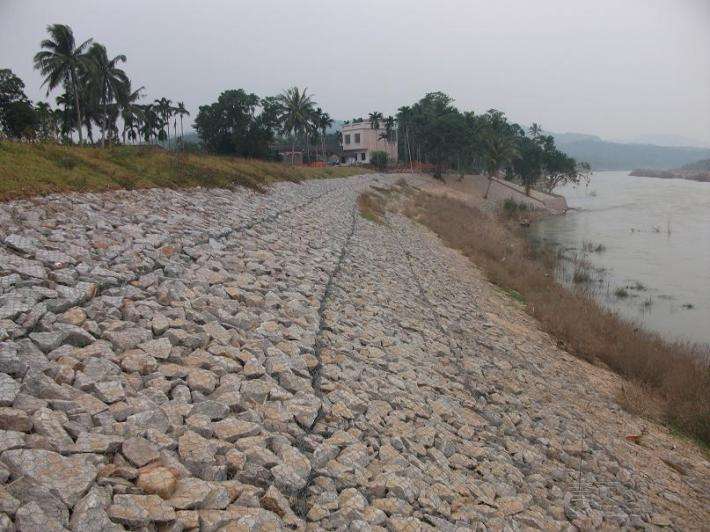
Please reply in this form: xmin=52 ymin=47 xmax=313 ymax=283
xmin=461 ymin=175 xmax=568 ymax=214
xmin=341 ymin=121 xmax=398 ymax=164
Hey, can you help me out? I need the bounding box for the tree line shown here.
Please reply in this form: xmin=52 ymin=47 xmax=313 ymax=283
xmin=0 ymin=24 xmax=189 ymax=147
xmin=193 ymin=86 xmax=334 ymax=164
xmin=390 ymin=91 xmax=590 ymax=192
xmin=1 ymin=24 xmax=589 ymax=192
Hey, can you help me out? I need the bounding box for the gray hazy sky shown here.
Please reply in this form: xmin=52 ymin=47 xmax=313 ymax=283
xmin=2 ymin=0 xmax=709 ymax=143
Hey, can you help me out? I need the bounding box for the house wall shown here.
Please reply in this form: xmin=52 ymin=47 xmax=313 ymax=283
xmin=341 ymin=122 xmax=398 ymax=163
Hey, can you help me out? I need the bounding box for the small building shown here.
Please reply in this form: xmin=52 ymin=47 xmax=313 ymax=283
xmin=341 ymin=122 xmax=398 ymax=164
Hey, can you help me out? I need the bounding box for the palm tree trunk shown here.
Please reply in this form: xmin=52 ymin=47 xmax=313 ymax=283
xmin=102 ymin=94 xmax=108 ymax=147
xmin=70 ymin=69 xmax=84 ymax=144
xmin=406 ymin=129 xmax=413 ymax=172
xmin=290 ymin=134 xmax=296 ymax=165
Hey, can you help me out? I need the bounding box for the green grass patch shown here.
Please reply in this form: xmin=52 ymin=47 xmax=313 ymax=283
xmin=502 ymin=287 xmax=526 ymax=304
xmin=0 ymin=141 xmax=368 ymax=201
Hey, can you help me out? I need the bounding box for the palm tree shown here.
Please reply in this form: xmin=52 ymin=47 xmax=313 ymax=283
xmin=154 ymin=97 xmax=172 ymax=147
xmin=55 ymin=92 xmax=74 ymax=141
xmin=119 ymin=83 xmax=144 ymax=144
xmin=84 ymin=43 xmax=128 ymax=146
xmin=529 ymin=122 xmax=543 ymax=139
xmin=34 ymin=101 xmax=57 ymax=140
xmin=368 ymin=111 xmax=383 ymax=133
xmin=380 ymin=115 xmax=396 ymax=143
xmin=316 ymin=109 xmax=333 ymax=162
xmin=34 ymin=24 xmax=92 ymax=143
xmin=175 ymin=102 xmax=190 ymax=142
xmin=139 ymin=103 xmax=160 ymax=144
xmin=277 ymin=87 xmax=315 ymax=165
xmin=482 ymin=132 xmax=519 ymax=198
xmin=396 ymin=106 xmax=415 ymax=171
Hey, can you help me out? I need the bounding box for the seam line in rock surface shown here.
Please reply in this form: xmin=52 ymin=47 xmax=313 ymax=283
xmin=290 ymin=200 xmax=359 ymax=518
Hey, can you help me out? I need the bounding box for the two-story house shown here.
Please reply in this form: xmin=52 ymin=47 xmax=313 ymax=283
xmin=341 ymin=121 xmax=398 ymax=164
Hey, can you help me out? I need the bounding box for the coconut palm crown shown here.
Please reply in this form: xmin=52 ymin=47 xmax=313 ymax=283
xmin=33 ymin=23 xmax=93 ymax=143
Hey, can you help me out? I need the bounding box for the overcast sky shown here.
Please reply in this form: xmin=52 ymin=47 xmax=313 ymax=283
xmin=2 ymin=0 xmax=709 ymax=143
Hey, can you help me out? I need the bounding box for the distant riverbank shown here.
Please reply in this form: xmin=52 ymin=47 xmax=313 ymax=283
xmin=629 ymin=168 xmax=710 ymax=182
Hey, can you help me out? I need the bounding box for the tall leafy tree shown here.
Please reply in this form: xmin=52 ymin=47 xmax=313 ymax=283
xmin=482 ymin=131 xmax=519 ymax=197
xmin=34 ymin=101 xmax=59 ymax=140
xmin=528 ymin=122 xmax=543 ymax=139
xmin=84 ymin=42 xmax=128 ymax=146
xmin=368 ymin=111 xmax=383 ymax=132
xmin=277 ymin=87 xmax=315 ymax=164
xmin=139 ymin=103 xmax=160 ymax=144
xmin=119 ymin=83 xmax=144 ymax=144
xmin=0 ymin=69 xmax=38 ymax=139
xmin=154 ymin=97 xmax=173 ymax=146
xmin=194 ymin=89 xmax=270 ymax=156
xmin=316 ymin=108 xmax=333 ymax=161
xmin=175 ymin=101 xmax=190 ymax=141
xmin=512 ymin=135 xmax=543 ymax=195
xmin=380 ymin=115 xmax=396 ymax=143
xmin=396 ymin=105 xmax=415 ymax=170
xmin=0 ymin=69 xmax=28 ymax=108
xmin=33 ymin=24 xmax=92 ymax=143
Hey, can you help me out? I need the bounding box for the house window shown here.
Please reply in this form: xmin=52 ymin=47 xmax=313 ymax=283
xmin=344 ymin=134 xmax=351 ymax=145
xmin=354 ymin=133 xmax=360 ymax=143
xmin=360 ymin=152 xmax=366 ymax=161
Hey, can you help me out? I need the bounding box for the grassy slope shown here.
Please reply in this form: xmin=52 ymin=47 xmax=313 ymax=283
xmin=0 ymin=142 xmax=366 ymax=201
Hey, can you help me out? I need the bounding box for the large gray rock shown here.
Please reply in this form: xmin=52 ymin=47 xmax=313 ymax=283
xmin=0 ymin=448 xmax=98 ymax=507
xmin=0 ymin=374 xmax=19 ymax=407
xmin=70 ymin=486 xmax=121 ymax=532
xmin=108 ymin=494 xmax=176 ymax=526
xmin=15 ymin=501 xmax=68 ymax=531
xmin=122 ymin=436 xmax=160 ymax=467
xmin=104 ymin=327 xmax=152 ymax=352
xmin=6 ymin=476 xmax=69 ymax=526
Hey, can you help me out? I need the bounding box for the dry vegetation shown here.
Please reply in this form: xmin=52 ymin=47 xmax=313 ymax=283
xmin=0 ymin=142 xmax=367 ymax=201
xmin=356 ymin=190 xmax=388 ymax=224
xmin=403 ymin=190 xmax=710 ymax=445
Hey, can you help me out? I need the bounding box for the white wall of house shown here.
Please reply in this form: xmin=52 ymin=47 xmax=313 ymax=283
xmin=341 ymin=122 xmax=398 ymax=164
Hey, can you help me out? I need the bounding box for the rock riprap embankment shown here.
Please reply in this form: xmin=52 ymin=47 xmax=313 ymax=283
xmin=0 ymin=174 xmax=706 ymax=531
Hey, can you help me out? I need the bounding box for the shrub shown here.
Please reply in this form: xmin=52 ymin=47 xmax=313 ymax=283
xmin=370 ymin=150 xmax=388 ymax=171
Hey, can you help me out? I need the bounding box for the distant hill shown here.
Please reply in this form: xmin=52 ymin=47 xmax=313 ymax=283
xmin=552 ymin=134 xmax=710 ymax=170
xmin=621 ymin=134 xmax=710 ymax=148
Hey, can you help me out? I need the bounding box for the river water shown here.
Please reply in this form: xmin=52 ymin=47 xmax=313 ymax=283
xmin=530 ymin=171 xmax=710 ymax=346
